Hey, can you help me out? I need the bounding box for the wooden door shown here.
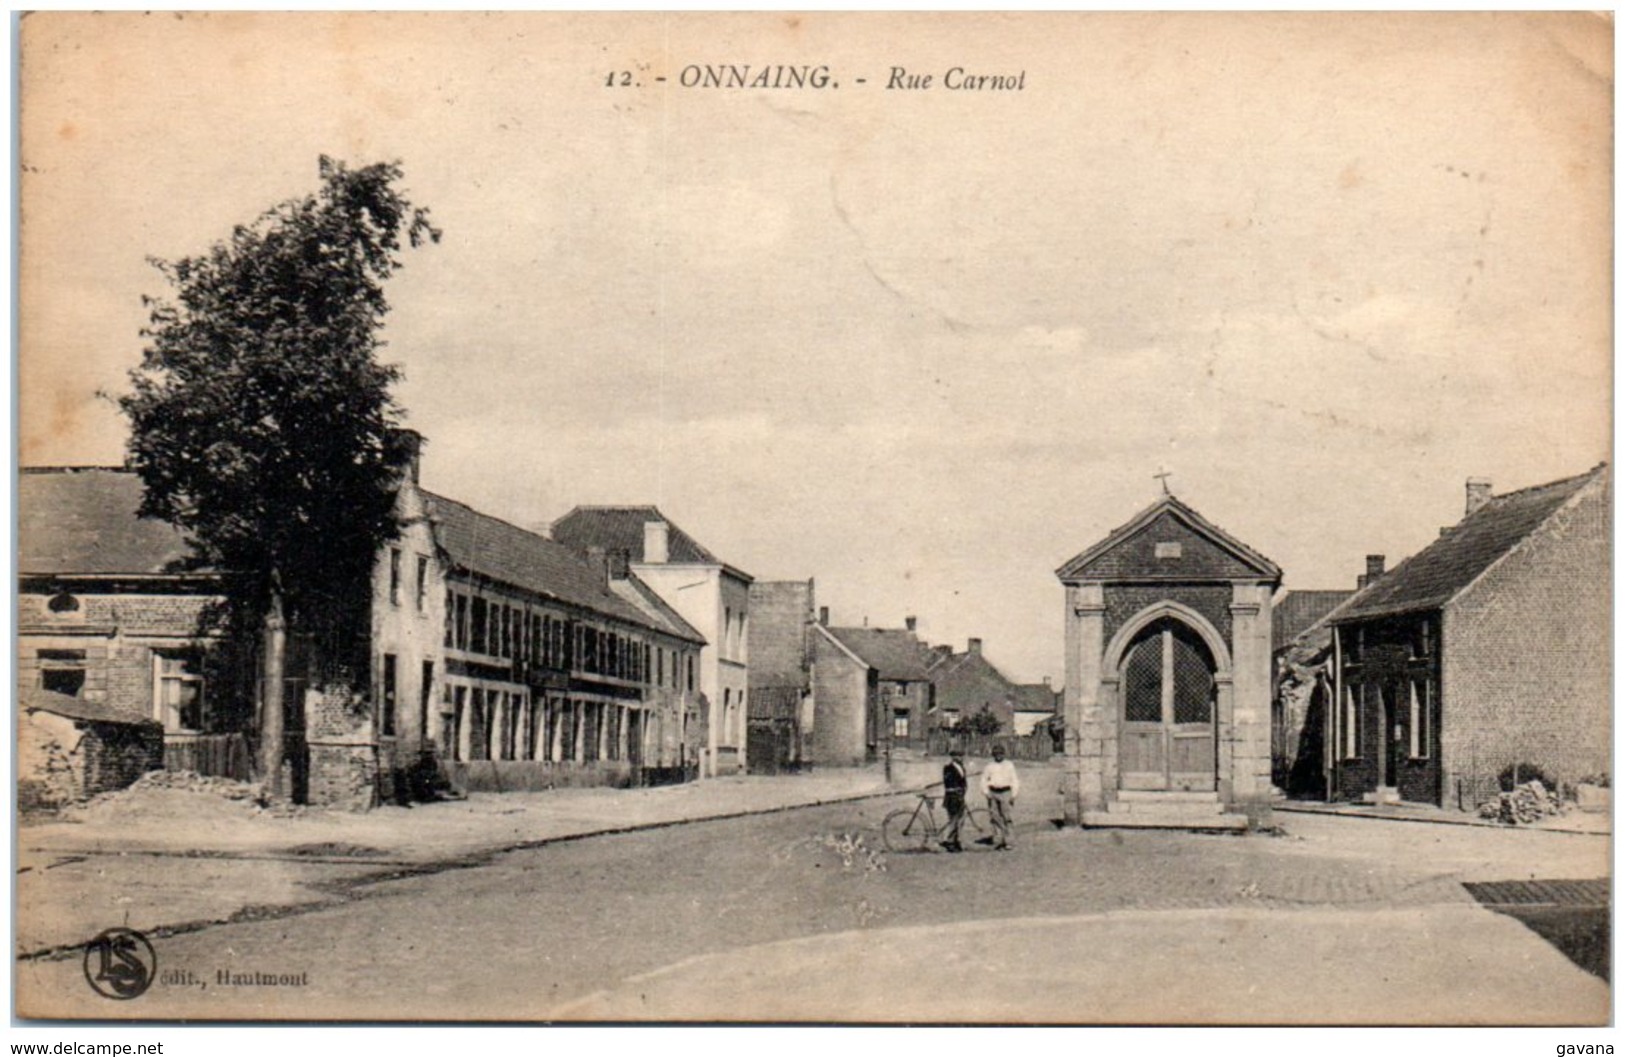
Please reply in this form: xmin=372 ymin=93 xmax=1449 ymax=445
xmin=1120 ymin=619 xmax=1217 ymax=792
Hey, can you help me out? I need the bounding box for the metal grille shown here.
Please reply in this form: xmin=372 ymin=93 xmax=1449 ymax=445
xmin=1123 ymin=634 xmax=1162 ymax=722
xmin=1171 ymin=626 xmax=1214 ymax=724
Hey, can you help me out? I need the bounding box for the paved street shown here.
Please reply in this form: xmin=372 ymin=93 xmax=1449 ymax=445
xmin=16 ymin=777 xmax=1608 ymax=1024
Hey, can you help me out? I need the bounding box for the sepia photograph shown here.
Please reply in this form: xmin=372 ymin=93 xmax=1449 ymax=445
xmin=12 ymin=11 xmax=1612 ymax=1026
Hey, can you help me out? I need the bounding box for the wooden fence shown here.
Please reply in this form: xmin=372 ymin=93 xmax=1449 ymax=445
xmin=163 ymin=732 xmax=254 ymax=781
xmin=924 ymin=732 xmax=1054 ymax=762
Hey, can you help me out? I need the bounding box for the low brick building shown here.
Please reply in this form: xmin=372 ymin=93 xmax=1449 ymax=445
xmin=18 ymin=468 xmax=253 ymax=789
xmin=18 ymin=687 xmax=165 ymax=810
xmin=928 ymin=637 xmax=1039 ymax=736
xmin=1327 ymin=466 xmax=1610 ymax=808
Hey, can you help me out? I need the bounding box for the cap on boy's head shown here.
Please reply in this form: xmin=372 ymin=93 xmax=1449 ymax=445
xmin=992 ymin=745 xmax=1006 ymax=758
xmin=950 ymin=749 xmax=964 ymax=758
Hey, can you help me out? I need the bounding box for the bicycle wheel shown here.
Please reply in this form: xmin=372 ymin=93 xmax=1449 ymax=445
xmin=960 ymin=807 xmax=994 ymax=846
xmin=882 ymin=808 xmax=932 ymax=853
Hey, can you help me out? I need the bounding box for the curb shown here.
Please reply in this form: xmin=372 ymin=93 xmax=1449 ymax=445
xmin=1273 ymin=803 xmax=1610 ymax=836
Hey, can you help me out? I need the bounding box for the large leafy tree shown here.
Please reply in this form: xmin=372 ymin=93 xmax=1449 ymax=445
xmin=120 ymin=157 xmax=439 ymax=795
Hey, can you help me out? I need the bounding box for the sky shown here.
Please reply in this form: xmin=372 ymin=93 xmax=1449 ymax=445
xmin=17 ymin=12 xmax=1612 ymax=683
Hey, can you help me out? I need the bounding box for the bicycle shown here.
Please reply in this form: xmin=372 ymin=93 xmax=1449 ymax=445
xmin=881 ymin=791 xmax=993 ymax=852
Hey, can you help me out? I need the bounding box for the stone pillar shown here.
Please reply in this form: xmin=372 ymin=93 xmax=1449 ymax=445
xmin=1065 ymin=582 xmax=1107 ymax=823
xmin=1228 ymin=582 xmax=1274 ymax=826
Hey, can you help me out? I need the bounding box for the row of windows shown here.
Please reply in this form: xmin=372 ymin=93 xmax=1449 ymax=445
xmin=443 ymin=587 xmax=695 ymax=690
xmin=440 ymin=684 xmax=665 ymax=765
xmin=33 ymin=648 xmax=207 ymax=735
xmin=1340 ymin=679 xmax=1433 ymax=761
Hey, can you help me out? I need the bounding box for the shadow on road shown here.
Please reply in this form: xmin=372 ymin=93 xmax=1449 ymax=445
xmin=1464 ymin=879 xmax=1610 ymax=981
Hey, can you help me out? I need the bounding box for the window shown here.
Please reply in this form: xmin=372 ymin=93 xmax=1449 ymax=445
xmin=39 ymin=648 xmax=88 ymax=697
xmin=1342 ymin=685 xmax=1359 ymax=759
xmin=1413 ymin=619 xmax=1432 ymax=660
xmin=380 ymin=654 xmax=397 ymax=736
xmin=419 ymin=661 xmax=434 ymax=742
xmin=389 ymin=548 xmax=402 ymax=606
xmin=455 ymin=593 xmax=469 ymax=650
xmin=1409 ymin=679 xmax=1432 ymax=759
xmin=416 ymin=556 xmax=429 ymax=611
xmin=471 ymin=597 xmax=488 ymax=654
xmin=155 ymin=652 xmax=205 ymax=733
xmin=444 ymin=594 xmax=455 ymax=647
xmin=1154 ymin=541 xmax=1182 ymax=560
xmin=47 ymin=592 xmax=80 ymax=613
xmin=687 ymin=655 xmax=695 ymax=693
xmin=893 ymin=710 xmax=910 ymax=739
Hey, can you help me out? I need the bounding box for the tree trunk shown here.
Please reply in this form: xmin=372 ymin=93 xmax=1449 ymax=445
xmin=259 ymin=583 xmax=287 ymax=799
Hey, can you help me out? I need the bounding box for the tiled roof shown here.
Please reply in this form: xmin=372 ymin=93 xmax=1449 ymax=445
xmin=1056 ymin=494 xmax=1281 ymax=582
xmin=931 ymin=650 xmax=1022 ymax=714
xmin=1012 ymin=684 xmax=1059 ymax=713
xmin=1272 ymin=590 xmax=1354 ymax=650
xmin=826 ymin=627 xmax=935 ymax=681
xmin=20 ymin=686 xmax=159 ymax=728
xmin=748 ymin=685 xmax=803 ymax=720
xmin=550 ymin=506 xmax=722 ymax=565
xmin=1332 ymin=465 xmax=1607 ymax=624
xmin=424 ymin=492 xmax=681 ymax=638
xmin=19 ymin=468 xmax=199 ymax=576
xmin=608 ymin=576 xmax=707 ymax=645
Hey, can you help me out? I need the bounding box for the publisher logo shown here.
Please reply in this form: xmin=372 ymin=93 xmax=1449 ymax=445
xmin=83 ymin=928 xmax=156 ymax=1000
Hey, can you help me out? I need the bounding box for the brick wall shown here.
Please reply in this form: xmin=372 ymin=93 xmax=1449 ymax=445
xmin=812 ymin=635 xmax=870 ymax=765
xmin=18 ymin=709 xmax=163 ymax=810
xmin=1104 ymin=584 xmax=1234 ymax=652
xmin=1443 ymin=477 xmax=1610 ymax=807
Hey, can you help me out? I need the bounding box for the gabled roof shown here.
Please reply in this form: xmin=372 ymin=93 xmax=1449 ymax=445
xmin=747 ymin=685 xmax=804 ymax=721
xmin=825 ymin=627 xmax=935 ymax=681
xmin=551 ymin=505 xmax=721 ymax=565
xmin=1056 ymin=494 xmax=1281 ymax=582
xmin=1012 ymin=684 xmax=1059 ymax=713
xmin=424 ymin=492 xmax=688 ymax=639
xmin=931 ymin=648 xmax=1024 ymax=714
xmin=20 ymin=686 xmax=159 ymax=728
xmin=20 ymin=468 xmax=200 ymax=577
xmin=1332 ymin=464 xmax=1607 ymax=625
xmin=608 ymin=576 xmax=707 ymax=646
xmin=1272 ymin=590 xmax=1355 ymax=651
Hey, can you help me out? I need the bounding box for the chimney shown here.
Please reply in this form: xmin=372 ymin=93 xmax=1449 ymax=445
xmin=1043 ymin=676 xmax=1052 ymax=687
xmin=968 ymin=637 xmax=982 ymax=655
xmin=818 ymin=606 xmax=829 ymax=626
xmin=934 ymin=644 xmax=953 ymax=659
xmin=1465 ymin=477 xmax=1493 ymax=517
xmin=643 ymin=520 xmax=669 ymax=564
xmin=1356 ymin=554 xmax=1385 ymax=589
xmin=586 ymin=545 xmax=609 ymax=585
xmin=904 ymin=615 xmax=917 ymax=633
xmin=390 ymin=427 xmax=424 ymax=485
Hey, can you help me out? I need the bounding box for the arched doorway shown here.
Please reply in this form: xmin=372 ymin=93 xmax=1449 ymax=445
xmin=1118 ymin=617 xmax=1218 ymax=791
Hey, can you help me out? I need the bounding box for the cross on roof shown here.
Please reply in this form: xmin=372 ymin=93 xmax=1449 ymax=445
xmin=1153 ymin=467 xmax=1173 ymax=495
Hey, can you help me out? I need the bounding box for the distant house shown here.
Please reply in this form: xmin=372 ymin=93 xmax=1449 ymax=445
xmin=928 ymin=637 xmax=1052 ymax=736
xmin=552 ymin=506 xmax=753 ymax=777
xmin=1010 ymin=682 xmax=1061 ymax=738
xmin=1269 ymin=583 xmax=1356 ymax=795
xmin=811 ymin=619 xmax=936 ymax=764
xmin=17 ymin=467 xmax=253 ymax=785
xmin=1327 ymin=466 xmax=1610 ymax=808
xmin=746 ymin=580 xmax=816 ymax=774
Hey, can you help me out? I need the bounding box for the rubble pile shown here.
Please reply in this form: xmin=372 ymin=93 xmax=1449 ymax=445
xmin=1477 ymin=780 xmax=1565 ymax=825
xmin=63 ymin=769 xmax=306 ymax=822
